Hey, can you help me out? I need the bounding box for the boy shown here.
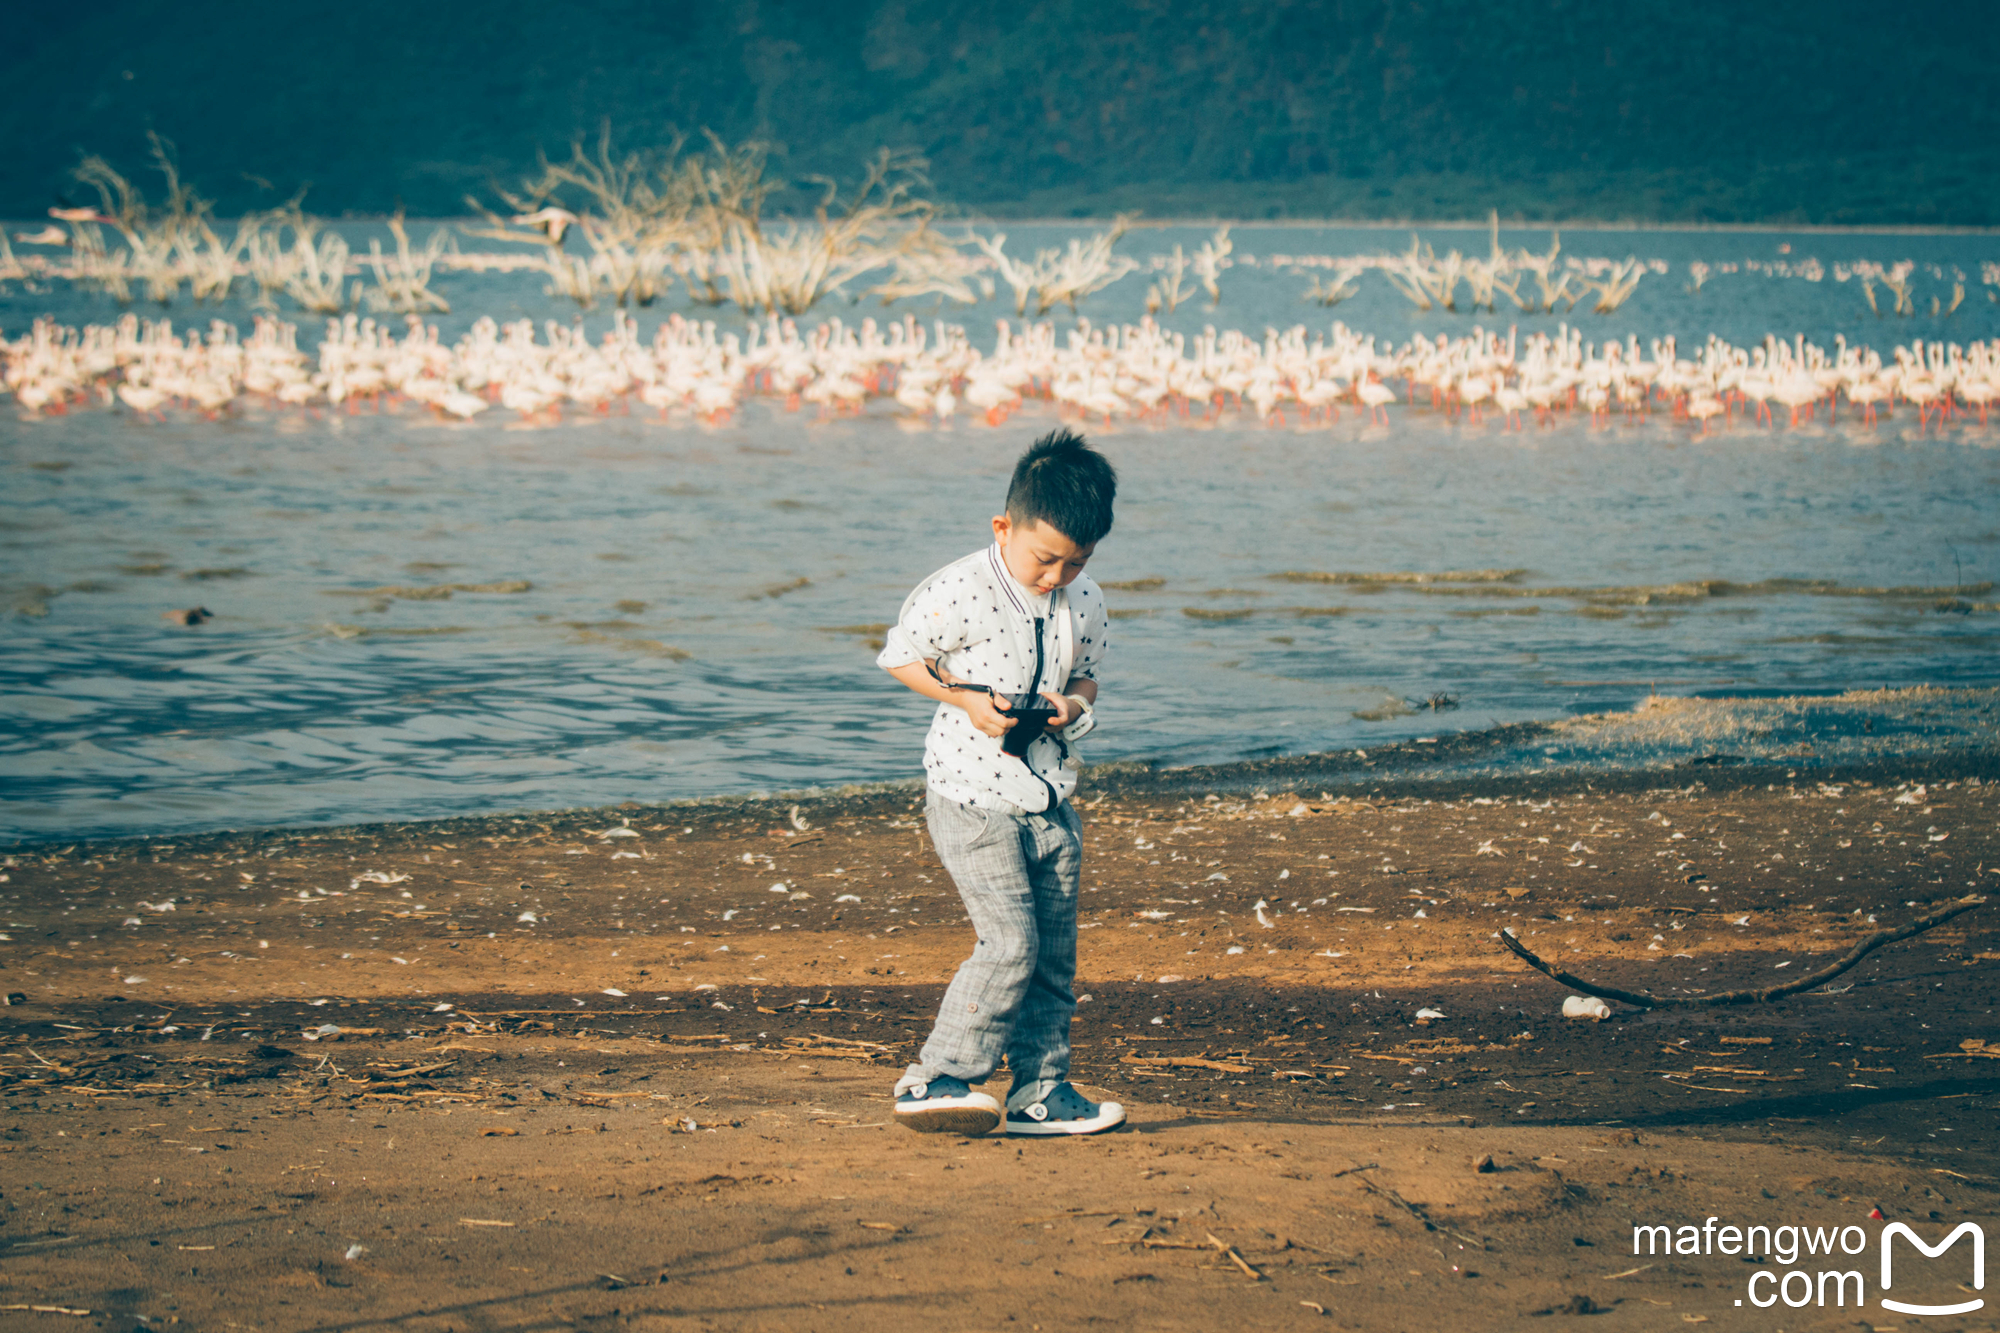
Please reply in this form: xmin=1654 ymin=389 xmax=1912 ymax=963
xmin=875 ymin=429 xmax=1124 ymax=1137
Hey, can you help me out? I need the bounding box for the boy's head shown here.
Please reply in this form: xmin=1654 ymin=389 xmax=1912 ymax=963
xmin=991 ymin=429 xmax=1117 ymax=594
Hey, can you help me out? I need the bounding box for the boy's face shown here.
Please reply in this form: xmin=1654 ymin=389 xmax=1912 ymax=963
xmin=992 ymin=515 xmax=1095 ymax=595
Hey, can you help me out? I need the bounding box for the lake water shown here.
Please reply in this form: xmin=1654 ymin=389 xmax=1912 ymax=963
xmin=3 ymin=223 xmax=1999 ymax=842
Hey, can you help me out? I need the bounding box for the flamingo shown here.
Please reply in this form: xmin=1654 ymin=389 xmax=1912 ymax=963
xmin=512 ymin=208 xmax=580 ymax=244
xmin=116 ymin=383 xmax=166 ymax=417
xmin=1356 ymin=377 xmax=1395 ymax=426
xmin=1769 ymin=373 xmax=1821 ymax=428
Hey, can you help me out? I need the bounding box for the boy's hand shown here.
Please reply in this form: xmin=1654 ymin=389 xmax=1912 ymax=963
xmin=1040 ymin=691 xmax=1082 ymax=730
xmin=958 ymin=690 xmax=1018 ymax=738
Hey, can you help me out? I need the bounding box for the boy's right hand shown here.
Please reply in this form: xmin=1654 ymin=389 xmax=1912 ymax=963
xmin=958 ymin=690 xmax=1018 ymax=738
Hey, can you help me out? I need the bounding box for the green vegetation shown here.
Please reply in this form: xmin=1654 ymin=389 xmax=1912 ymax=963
xmin=4 ymin=0 xmax=1997 ymax=224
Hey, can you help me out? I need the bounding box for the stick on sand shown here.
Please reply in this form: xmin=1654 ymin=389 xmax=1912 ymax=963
xmin=1497 ymin=896 xmax=1987 ymax=1009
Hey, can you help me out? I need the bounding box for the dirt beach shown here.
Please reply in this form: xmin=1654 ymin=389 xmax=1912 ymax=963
xmin=3 ymin=753 xmax=1999 ymax=1330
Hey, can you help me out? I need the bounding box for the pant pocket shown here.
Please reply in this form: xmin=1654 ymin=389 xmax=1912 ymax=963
xmin=962 ymin=804 xmax=1007 ymax=850
xmin=930 ymin=795 xmax=999 ymax=853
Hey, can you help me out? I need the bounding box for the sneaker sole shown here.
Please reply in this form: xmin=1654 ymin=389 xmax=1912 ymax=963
xmin=1005 ymin=1107 xmax=1128 ymax=1136
xmin=895 ymin=1104 xmax=1001 ymax=1136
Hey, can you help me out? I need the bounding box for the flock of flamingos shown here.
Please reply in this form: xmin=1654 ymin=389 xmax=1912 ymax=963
xmin=4 ymin=308 xmax=1998 ymax=433
xmin=6 ymin=137 xmax=1995 ymax=433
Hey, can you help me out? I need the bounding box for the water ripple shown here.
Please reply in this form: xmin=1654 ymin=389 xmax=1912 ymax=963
xmin=2 ymin=406 xmax=1996 ymax=841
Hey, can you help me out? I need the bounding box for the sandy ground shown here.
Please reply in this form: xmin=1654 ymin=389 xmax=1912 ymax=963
xmin=4 ymin=757 xmax=1999 ymax=1329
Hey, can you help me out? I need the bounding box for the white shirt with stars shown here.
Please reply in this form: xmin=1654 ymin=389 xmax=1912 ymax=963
xmin=877 ymin=542 xmax=1109 ymax=814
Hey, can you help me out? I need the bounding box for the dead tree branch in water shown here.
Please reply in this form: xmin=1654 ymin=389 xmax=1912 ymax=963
xmin=1497 ymin=896 xmax=1987 ymax=1009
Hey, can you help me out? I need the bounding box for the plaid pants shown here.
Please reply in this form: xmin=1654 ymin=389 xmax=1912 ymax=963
xmin=911 ymin=792 xmax=1082 ymax=1089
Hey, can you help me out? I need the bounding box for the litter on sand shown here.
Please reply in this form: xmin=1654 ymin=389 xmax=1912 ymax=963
xmin=1563 ymin=995 xmax=1614 ymax=1021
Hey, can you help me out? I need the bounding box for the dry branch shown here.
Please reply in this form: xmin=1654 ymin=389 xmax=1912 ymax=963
xmin=1358 ymin=1181 xmax=1486 ymax=1248
xmin=1120 ymin=1055 xmax=1254 ymax=1073
xmin=1207 ymin=1233 xmax=1264 ymax=1280
xmin=1498 ymin=896 xmax=1987 ymax=1009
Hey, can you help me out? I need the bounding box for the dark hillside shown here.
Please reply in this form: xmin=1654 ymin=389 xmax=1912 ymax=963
xmin=3 ymin=0 xmax=1995 ymax=223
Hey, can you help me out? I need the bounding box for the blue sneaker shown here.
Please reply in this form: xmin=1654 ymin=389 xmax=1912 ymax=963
xmin=1005 ymin=1080 xmax=1126 ymax=1136
xmin=894 ymin=1073 xmax=1001 ymax=1135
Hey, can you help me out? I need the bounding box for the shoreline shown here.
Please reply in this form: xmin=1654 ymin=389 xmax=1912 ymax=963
xmin=9 ymin=685 xmax=1995 ymax=854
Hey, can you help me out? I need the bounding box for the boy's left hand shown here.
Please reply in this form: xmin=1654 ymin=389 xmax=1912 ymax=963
xmin=1040 ymin=691 xmax=1081 ymax=730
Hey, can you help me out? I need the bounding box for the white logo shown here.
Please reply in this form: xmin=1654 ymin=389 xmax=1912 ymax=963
xmin=1881 ymin=1222 xmax=1985 ymax=1317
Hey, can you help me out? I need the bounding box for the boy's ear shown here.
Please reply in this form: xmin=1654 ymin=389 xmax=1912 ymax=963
xmin=991 ymin=513 xmax=1012 ymax=543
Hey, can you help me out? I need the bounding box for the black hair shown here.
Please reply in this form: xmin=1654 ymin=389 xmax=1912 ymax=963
xmin=1004 ymin=428 xmax=1117 ymax=546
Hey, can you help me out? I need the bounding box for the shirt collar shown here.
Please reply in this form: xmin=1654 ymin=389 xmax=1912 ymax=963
xmin=987 ymin=542 xmax=1049 ymax=615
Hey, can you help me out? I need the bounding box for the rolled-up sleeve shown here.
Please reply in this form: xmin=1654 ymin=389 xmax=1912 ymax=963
xmin=876 ymin=572 xmax=972 ymax=670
